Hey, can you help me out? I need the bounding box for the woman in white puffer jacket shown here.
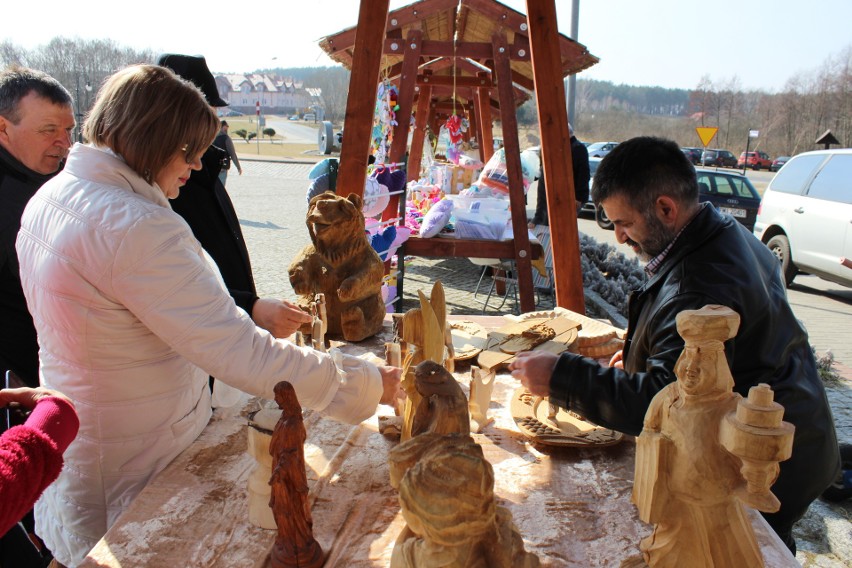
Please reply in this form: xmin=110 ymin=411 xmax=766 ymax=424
xmin=15 ymin=65 xmax=401 ymax=567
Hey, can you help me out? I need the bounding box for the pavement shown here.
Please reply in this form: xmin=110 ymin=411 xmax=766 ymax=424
xmin=226 ymin=159 xmax=852 ymax=566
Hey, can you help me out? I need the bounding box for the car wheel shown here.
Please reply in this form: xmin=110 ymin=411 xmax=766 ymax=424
xmin=596 ymin=205 xmax=614 ymax=230
xmin=766 ymin=234 xmax=797 ymax=286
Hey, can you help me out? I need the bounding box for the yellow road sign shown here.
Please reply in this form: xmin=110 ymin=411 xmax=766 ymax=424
xmin=696 ymin=127 xmax=719 ymax=147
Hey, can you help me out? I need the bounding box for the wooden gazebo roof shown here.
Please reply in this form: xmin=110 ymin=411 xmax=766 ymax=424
xmin=319 ymin=0 xmax=598 ymax=114
xmin=318 ymin=0 xmax=598 ymax=313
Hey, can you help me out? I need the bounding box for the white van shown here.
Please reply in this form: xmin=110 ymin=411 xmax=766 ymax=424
xmin=754 ymin=148 xmax=852 ymax=287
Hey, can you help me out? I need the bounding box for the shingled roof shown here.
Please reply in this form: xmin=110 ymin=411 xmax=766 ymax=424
xmin=318 ymin=0 xmax=598 ymax=109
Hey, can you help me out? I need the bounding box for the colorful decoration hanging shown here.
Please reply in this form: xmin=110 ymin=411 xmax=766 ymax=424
xmin=443 ymin=114 xmax=468 ymax=165
xmin=371 ymin=80 xmax=399 ymax=164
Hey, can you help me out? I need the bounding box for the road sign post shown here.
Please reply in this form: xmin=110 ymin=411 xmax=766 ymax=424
xmin=695 ymin=127 xmax=719 ymax=166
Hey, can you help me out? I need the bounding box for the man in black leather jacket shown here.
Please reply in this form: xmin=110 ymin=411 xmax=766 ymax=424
xmin=511 ymin=136 xmax=839 ymax=552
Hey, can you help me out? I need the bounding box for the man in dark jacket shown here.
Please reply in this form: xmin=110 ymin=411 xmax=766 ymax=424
xmin=529 ymin=123 xmax=590 ymax=225
xmin=157 ymin=54 xmax=309 ymax=339
xmin=0 ymin=64 xmax=74 ymax=568
xmin=511 ymin=136 xmax=839 ymax=552
xmin=0 ymin=66 xmax=74 ymax=388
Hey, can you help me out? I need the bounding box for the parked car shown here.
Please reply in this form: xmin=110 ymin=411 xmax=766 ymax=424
xmin=587 ymin=141 xmax=619 ymax=158
xmin=681 ymin=147 xmax=703 ymax=165
xmin=737 ymin=151 xmax=772 ymax=170
xmin=303 ymin=113 xmax=316 ymax=121
xmin=770 ymin=155 xmax=790 ymax=172
xmin=593 ymin=168 xmax=761 ymax=231
xmin=753 ymin=149 xmax=852 ymax=288
xmin=701 ymin=149 xmax=738 ymax=168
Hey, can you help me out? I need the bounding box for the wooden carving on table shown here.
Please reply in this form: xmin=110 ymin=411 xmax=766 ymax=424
xmin=268 ymin=381 xmax=324 ymax=568
xmin=469 ymin=365 xmax=495 ymax=433
xmin=288 ymin=192 xmax=385 ymax=342
xmin=410 ymin=360 xmax=470 ymax=438
xmin=388 ymin=433 xmax=541 ymax=568
xmin=398 ymin=281 xmax=449 ymax=441
xmin=625 ymin=305 xmax=794 ymax=568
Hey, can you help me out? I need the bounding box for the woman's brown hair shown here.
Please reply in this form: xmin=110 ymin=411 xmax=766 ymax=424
xmin=83 ymin=64 xmax=219 ymax=183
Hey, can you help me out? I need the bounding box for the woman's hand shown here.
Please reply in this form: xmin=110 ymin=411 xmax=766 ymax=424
xmin=377 ymin=366 xmax=405 ymax=406
xmin=252 ymin=298 xmax=312 ymax=338
xmin=0 ymin=386 xmax=73 ymax=410
xmin=509 ymin=351 xmax=559 ymax=397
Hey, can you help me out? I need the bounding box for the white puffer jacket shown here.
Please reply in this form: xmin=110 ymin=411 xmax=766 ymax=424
xmin=16 ymin=144 xmax=383 ymax=566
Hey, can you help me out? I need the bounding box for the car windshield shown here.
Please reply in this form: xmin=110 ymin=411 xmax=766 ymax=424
xmin=697 ymin=172 xmax=760 ymax=199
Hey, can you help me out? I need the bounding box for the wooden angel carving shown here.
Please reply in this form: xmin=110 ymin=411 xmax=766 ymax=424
xmin=628 ymin=305 xmax=794 ymax=568
xmin=268 ymin=382 xmax=324 ymax=568
xmin=388 ymin=433 xmax=540 ymax=568
xmin=469 ymin=366 xmax=496 ymax=433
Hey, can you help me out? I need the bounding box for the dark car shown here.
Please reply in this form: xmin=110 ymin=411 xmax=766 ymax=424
xmin=681 ymin=147 xmax=703 ymax=165
xmin=695 ymin=168 xmax=762 ymax=231
xmin=594 ymin=168 xmax=761 ymax=231
xmin=770 ymin=155 xmax=790 ymax=172
xmin=701 ymin=148 xmax=738 ymax=168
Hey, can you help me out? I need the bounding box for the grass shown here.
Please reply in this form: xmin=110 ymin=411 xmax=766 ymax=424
xmin=224 ymin=115 xmax=326 ymax=162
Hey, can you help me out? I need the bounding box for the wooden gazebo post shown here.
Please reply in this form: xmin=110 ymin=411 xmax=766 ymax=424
xmin=492 ymin=31 xmax=535 ymax=313
xmin=336 ymin=0 xmax=391 ymax=199
xmin=526 ymin=0 xmax=585 ymax=313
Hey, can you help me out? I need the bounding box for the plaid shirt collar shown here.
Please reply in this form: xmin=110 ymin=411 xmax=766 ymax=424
xmin=644 ymin=203 xmax=706 ymax=277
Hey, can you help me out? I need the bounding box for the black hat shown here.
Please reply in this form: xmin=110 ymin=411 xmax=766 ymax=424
xmin=157 ymin=53 xmax=228 ymax=107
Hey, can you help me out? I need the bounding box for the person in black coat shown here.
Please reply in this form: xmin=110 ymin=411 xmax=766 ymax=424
xmin=529 ymin=122 xmax=590 ymax=226
xmin=510 ymin=136 xmax=840 ymax=553
xmin=157 ymin=54 xmax=309 ymax=339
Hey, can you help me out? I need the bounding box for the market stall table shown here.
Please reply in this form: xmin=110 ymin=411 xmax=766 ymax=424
xmin=80 ymin=316 xmax=797 ymax=567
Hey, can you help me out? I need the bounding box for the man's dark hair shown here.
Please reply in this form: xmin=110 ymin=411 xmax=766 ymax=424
xmin=592 ymin=136 xmax=698 ymax=214
xmin=0 ymin=65 xmax=73 ymax=123
xmin=221 ymin=120 xmax=228 ymax=127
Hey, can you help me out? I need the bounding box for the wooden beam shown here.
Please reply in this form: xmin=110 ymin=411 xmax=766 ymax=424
xmin=408 ymin=84 xmax=432 ymax=184
xmin=526 ymin=0 xmax=585 ymax=313
xmin=492 ymin=31 xmax=534 ymax=313
xmin=405 ymin=237 xmax=541 ymax=260
xmin=474 ymin=72 xmax=494 ymax=163
xmin=417 ymin=74 xmax=493 ymax=88
xmin=337 ymin=0 xmax=390 ymax=198
xmin=385 ymin=28 xmax=423 ymax=223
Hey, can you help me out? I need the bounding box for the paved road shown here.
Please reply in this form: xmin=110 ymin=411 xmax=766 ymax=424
xmin=224 ymin=160 xmax=850 ymax=565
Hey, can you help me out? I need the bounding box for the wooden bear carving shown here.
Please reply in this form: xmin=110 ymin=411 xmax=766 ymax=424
xmin=288 ymin=192 xmax=385 ymax=342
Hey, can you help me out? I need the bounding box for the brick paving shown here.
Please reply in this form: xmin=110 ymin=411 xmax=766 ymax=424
xmin=227 ymin=160 xmax=852 ymax=566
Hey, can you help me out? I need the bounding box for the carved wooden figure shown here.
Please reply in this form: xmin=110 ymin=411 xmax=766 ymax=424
xmin=310 ymin=293 xmax=326 ymax=352
xmin=399 ymin=281 xmax=448 ymax=441
xmin=410 ymin=360 xmax=470 ymax=438
xmin=268 ymin=382 xmax=324 ymax=568
xmin=246 ymin=407 xmax=280 ymax=529
xmin=288 ymin=192 xmax=385 ymax=342
xmin=629 ymin=305 xmax=794 ymax=568
xmin=469 ymin=365 xmax=496 ymax=433
xmin=389 ymin=433 xmax=540 ymax=568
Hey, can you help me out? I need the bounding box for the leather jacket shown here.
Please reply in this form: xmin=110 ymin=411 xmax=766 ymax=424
xmin=550 ymin=204 xmax=839 ymax=529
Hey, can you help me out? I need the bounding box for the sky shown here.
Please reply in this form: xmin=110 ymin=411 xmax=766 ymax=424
xmin=5 ymin=0 xmax=851 ymax=93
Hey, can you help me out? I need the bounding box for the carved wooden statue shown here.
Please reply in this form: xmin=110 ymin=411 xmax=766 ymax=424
xmin=288 ymin=192 xmax=385 ymax=342
xmin=628 ymin=305 xmax=794 ymax=568
xmin=268 ymin=381 xmax=324 ymax=568
xmin=469 ymin=366 xmax=496 ymax=433
xmin=410 ymin=360 xmax=470 ymax=438
xmin=399 ymin=282 xmax=448 ymax=441
xmin=388 ymin=433 xmax=540 ymax=568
